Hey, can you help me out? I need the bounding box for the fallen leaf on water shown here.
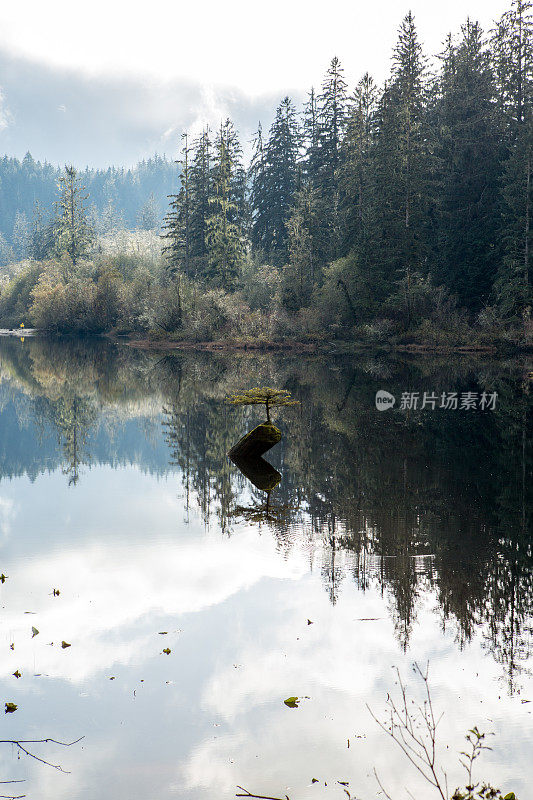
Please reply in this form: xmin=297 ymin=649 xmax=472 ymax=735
xmin=12 ymin=671 xmax=21 ymax=679
xmin=162 ymin=648 xmax=171 ymax=655
xmin=5 ymin=702 xmax=17 ymax=713
xmin=284 ymin=696 xmax=300 ymax=708
xmin=31 ymin=626 xmax=39 ymax=638
xmin=61 ymin=641 xmax=71 ymax=649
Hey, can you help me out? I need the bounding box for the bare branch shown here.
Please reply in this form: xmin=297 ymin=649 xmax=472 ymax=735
xmin=236 ymin=787 xmax=289 ymax=800
xmin=368 ymin=665 xmax=448 ymax=800
xmin=373 ymin=768 xmax=393 ymax=800
xmin=0 ymin=737 xmax=84 ymax=773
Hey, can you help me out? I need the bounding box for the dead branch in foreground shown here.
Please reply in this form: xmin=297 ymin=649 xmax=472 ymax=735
xmin=0 ymin=737 xmax=84 ymax=774
xmin=236 ymin=786 xmax=290 ymax=800
xmin=0 ymin=736 xmax=85 ymax=797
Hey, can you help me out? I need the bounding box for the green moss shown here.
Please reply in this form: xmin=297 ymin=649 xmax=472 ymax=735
xmin=228 ymin=422 xmax=282 ymax=459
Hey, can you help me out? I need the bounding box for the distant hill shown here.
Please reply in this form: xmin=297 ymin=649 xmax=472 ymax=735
xmin=0 ymin=152 xmax=180 ymax=242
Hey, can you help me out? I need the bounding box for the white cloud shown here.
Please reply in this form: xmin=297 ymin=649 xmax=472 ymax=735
xmin=0 ymin=88 xmax=12 ymax=131
xmin=0 ymin=495 xmax=15 ymax=541
xmin=0 ymin=0 xmax=511 ymax=96
xmin=0 ymin=466 xmax=531 ymax=799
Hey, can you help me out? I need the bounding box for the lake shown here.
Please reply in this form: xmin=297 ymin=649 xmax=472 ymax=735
xmin=0 ymin=336 xmax=531 ymax=800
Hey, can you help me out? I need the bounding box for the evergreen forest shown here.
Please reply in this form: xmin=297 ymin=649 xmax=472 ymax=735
xmin=1 ymin=4 xmax=533 ymax=349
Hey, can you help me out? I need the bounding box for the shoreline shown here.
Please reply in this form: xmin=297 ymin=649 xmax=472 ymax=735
xmin=1 ymin=329 xmax=531 ymax=355
xmin=115 ymin=334 xmax=530 ymax=355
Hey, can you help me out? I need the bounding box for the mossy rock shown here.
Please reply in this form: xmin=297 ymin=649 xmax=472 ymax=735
xmin=228 ymin=422 xmax=282 ymax=460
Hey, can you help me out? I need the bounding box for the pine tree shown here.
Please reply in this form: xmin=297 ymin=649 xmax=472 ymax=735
xmin=340 ymin=73 xmax=379 ymax=255
xmin=250 ymin=98 xmax=300 ymax=265
xmin=51 ymin=166 xmax=94 ymax=270
xmin=28 ymin=201 xmax=51 ymax=260
xmin=283 ymin=184 xmax=321 ymax=309
xmin=315 ymin=57 xmax=349 ymax=262
xmin=189 ymin=127 xmax=211 ymax=276
xmin=250 ymin=122 xmax=269 ymax=257
xmin=496 ymin=116 xmax=533 ymax=319
xmin=371 ymin=13 xmax=431 ymax=318
xmin=162 ymin=133 xmax=191 ymax=279
xmin=492 ymin=0 xmax=533 ymax=130
xmin=435 ymin=20 xmax=503 ymax=310
xmin=318 ymin=57 xmax=348 ymax=192
xmin=206 ymin=120 xmax=246 ymax=288
xmin=493 ymin=1 xmax=533 ymax=320
xmin=302 ymin=87 xmax=319 ymax=175
xmin=138 ymin=193 xmax=159 ymax=230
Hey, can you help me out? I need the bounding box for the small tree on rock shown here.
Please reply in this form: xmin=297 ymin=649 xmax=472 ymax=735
xmin=226 ymin=387 xmax=299 ymax=422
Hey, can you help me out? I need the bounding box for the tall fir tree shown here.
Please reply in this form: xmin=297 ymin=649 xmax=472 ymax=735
xmin=493 ymin=1 xmax=533 ymax=320
xmin=371 ymin=13 xmax=431 ymax=319
xmin=340 ymin=73 xmax=379 ymax=255
xmin=206 ymin=120 xmax=246 ymax=288
xmin=189 ymin=127 xmax=212 ymax=277
xmin=162 ymin=133 xmax=192 ymax=279
xmin=435 ymin=20 xmax=504 ymax=310
xmin=492 ymin=0 xmax=533 ymax=130
xmin=250 ymin=97 xmax=300 ymax=265
xmin=249 ymin=122 xmax=269 ymax=257
xmin=496 ymin=117 xmax=533 ymax=319
xmin=315 ymin=57 xmax=349 ymax=263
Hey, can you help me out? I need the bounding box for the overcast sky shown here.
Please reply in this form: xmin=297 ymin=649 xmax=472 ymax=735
xmin=0 ymin=0 xmax=513 ymax=167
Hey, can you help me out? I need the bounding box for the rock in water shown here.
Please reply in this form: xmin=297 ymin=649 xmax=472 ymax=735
xmin=228 ymin=422 xmax=281 ymax=460
xmin=230 ymin=453 xmax=281 ymax=492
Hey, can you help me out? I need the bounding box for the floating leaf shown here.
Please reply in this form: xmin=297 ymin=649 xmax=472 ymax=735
xmin=307 ymin=619 xmax=313 ymax=625
xmin=158 ymin=631 xmax=168 ymax=635
xmin=504 ymin=794 xmax=516 ymax=800
xmin=31 ymin=626 xmax=39 ymax=638
xmin=12 ymin=670 xmax=21 ymax=679
xmin=61 ymin=641 xmax=71 ymax=649
xmin=109 ymin=677 xmax=115 ymax=681
xmin=162 ymin=648 xmax=171 ymax=655
xmin=0 ymin=574 xmax=8 ymax=583
xmin=5 ymin=702 xmax=17 ymax=713
xmin=284 ymin=696 xmax=300 ymax=708
xmin=311 ymin=778 xmax=319 ymax=784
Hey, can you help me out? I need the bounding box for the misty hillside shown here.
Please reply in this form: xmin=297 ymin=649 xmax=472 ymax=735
xmin=0 ymin=152 xmax=178 ymax=242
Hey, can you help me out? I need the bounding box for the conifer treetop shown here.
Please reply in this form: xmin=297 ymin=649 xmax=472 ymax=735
xmin=226 ymin=387 xmax=299 ymax=421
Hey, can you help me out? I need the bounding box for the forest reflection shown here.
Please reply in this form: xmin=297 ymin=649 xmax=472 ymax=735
xmin=0 ymin=336 xmax=531 ymax=693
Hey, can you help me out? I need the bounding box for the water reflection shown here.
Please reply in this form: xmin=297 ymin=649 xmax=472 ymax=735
xmin=0 ymin=336 xmax=531 ymax=798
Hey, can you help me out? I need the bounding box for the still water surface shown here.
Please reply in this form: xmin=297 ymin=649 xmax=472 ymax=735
xmin=0 ymin=337 xmax=531 ymax=800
